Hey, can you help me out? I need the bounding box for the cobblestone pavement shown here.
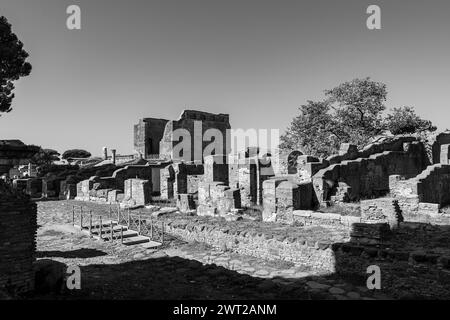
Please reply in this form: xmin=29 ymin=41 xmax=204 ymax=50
xmin=33 ymin=200 xmax=392 ymax=300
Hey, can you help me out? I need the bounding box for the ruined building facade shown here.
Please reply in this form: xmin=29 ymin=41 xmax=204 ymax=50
xmin=134 ymin=110 xmax=231 ymax=161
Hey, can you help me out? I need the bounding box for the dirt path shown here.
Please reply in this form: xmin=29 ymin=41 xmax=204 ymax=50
xmin=32 ymin=200 xmax=388 ymax=300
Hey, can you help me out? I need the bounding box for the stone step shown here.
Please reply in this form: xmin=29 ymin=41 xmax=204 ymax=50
xmin=140 ymin=241 xmax=163 ymax=249
xmin=88 ymin=225 xmax=127 ymax=234
xmin=122 ymin=235 xmax=150 ymax=246
xmin=75 ymin=220 xmax=118 ymax=229
xmin=91 ymin=228 xmax=138 ymax=238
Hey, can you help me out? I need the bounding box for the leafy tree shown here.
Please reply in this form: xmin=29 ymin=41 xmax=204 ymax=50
xmin=281 ymin=78 xmax=435 ymax=158
xmin=62 ymin=149 xmax=92 ymax=159
xmin=31 ymin=148 xmax=60 ymax=166
xmin=279 ymin=100 xmax=340 ymax=157
xmin=384 ymin=106 xmax=437 ymax=135
xmin=0 ymin=16 xmax=32 ymax=113
xmin=281 ymin=78 xmax=387 ymax=157
xmin=324 ymin=77 xmax=387 ymax=146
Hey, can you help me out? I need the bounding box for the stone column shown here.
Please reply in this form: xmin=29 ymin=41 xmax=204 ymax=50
xmin=111 ymin=149 xmax=116 ymax=165
xmin=28 ymin=163 xmax=33 ymax=177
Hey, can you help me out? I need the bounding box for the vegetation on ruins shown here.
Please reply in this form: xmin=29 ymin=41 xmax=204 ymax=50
xmin=0 ymin=16 xmax=32 ymax=114
xmin=62 ymin=149 xmax=92 ymax=159
xmin=31 ymin=148 xmax=60 ymax=166
xmin=383 ymin=106 xmax=437 ymax=135
xmin=37 ymin=163 xmax=118 ymax=186
xmin=280 ymin=78 xmax=436 ymax=158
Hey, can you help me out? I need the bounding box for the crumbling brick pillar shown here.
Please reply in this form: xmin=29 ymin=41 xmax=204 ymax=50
xmin=197 ymin=181 xmax=241 ymax=216
xmin=204 ymin=155 xmax=229 ymax=184
xmin=177 ymin=194 xmax=196 ymax=213
xmin=440 ymin=144 xmax=450 ymax=164
xmin=160 ymin=165 xmax=175 ymax=199
xmin=123 ymin=178 xmax=152 ymax=206
xmin=0 ymin=186 xmax=37 ymax=295
xmin=262 ymin=178 xmax=313 ymax=223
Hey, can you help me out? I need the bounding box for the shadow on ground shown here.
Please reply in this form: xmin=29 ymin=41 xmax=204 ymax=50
xmin=30 ymin=255 xmax=319 ymax=300
xmin=36 ymin=249 xmax=108 ymax=259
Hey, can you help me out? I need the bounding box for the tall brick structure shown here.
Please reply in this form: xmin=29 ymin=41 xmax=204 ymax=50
xmin=134 ymin=110 xmax=231 ymax=162
xmin=0 ymin=183 xmax=37 ymax=295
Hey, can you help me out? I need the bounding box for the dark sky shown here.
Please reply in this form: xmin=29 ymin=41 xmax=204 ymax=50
xmin=1 ymin=0 xmax=450 ymax=155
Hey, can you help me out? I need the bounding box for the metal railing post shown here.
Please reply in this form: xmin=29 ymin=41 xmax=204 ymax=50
xmin=127 ymin=208 xmax=130 ymax=228
xmin=138 ymin=214 xmax=141 ymax=235
xmin=80 ymin=206 xmax=83 ymax=228
xmin=99 ymin=216 xmax=102 ymax=240
xmin=150 ymin=218 xmax=153 ymax=240
xmin=110 ymin=220 xmax=113 ymax=241
xmin=161 ymin=221 xmax=164 ymax=244
xmin=89 ymin=211 xmax=92 ymax=235
xmin=121 ymin=226 xmax=124 ymax=244
xmin=72 ymin=206 xmax=75 ymax=225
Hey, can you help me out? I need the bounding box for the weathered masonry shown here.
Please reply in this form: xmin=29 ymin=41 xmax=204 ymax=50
xmin=134 ymin=110 xmax=231 ymax=162
xmin=0 ymin=183 xmax=37 ymax=295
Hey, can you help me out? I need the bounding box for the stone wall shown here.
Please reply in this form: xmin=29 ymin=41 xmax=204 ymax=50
xmin=262 ymin=178 xmax=315 ymax=223
xmin=313 ymin=141 xmax=428 ymax=206
xmin=111 ymin=164 xmax=153 ymax=191
xmin=123 ymin=178 xmax=152 ymax=206
xmin=431 ymin=131 xmax=450 ymax=164
xmin=440 ymin=144 xmax=450 ymax=164
xmin=197 ymin=182 xmax=241 ymax=216
xmin=159 ymin=110 xmax=231 ymax=162
xmin=160 ymin=165 xmax=175 ymax=199
xmin=204 ymin=155 xmax=228 ymax=185
xmin=42 ymin=177 xmax=63 ymax=198
xmin=0 ymin=186 xmax=37 ymax=295
xmin=176 ymin=194 xmax=196 ymax=213
xmin=228 ymin=153 xmax=275 ymax=207
xmin=164 ymin=217 xmax=338 ymax=272
xmin=389 ymin=165 xmax=450 ymax=224
xmin=26 ymin=178 xmax=42 ymax=198
xmin=160 ymin=162 xmax=204 ymax=199
xmin=360 ymin=198 xmax=402 ymax=228
xmin=12 ymin=179 xmax=27 ymax=193
xmin=134 ymin=118 xmax=169 ymax=158
xmin=292 ymin=210 xmax=361 ymax=228
xmin=59 ymin=180 xmax=77 ymax=200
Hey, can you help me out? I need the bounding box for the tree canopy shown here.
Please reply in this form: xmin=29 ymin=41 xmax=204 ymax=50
xmin=280 ymin=78 xmax=436 ymax=158
xmin=0 ymin=16 xmax=32 ymax=113
xmin=31 ymin=148 xmax=60 ymax=166
xmin=62 ymin=149 xmax=92 ymax=159
xmin=384 ymin=106 xmax=437 ymax=135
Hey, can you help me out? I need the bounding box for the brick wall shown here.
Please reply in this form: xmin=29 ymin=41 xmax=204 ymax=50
xmin=0 ymin=187 xmax=37 ymax=295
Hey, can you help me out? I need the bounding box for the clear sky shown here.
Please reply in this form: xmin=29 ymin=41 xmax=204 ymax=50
xmin=1 ymin=0 xmax=449 ymax=156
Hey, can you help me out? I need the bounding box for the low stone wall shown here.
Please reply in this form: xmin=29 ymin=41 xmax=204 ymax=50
xmin=164 ymin=217 xmax=350 ymax=272
xmin=360 ymin=198 xmax=402 ymax=228
xmin=0 ymin=188 xmax=37 ymax=295
xmin=293 ymin=210 xmax=361 ymax=228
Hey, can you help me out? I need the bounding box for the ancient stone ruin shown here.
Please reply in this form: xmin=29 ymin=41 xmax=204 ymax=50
xmin=64 ymin=109 xmax=450 ymax=231
xmin=4 ymin=109 xmax=450 ymax=299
